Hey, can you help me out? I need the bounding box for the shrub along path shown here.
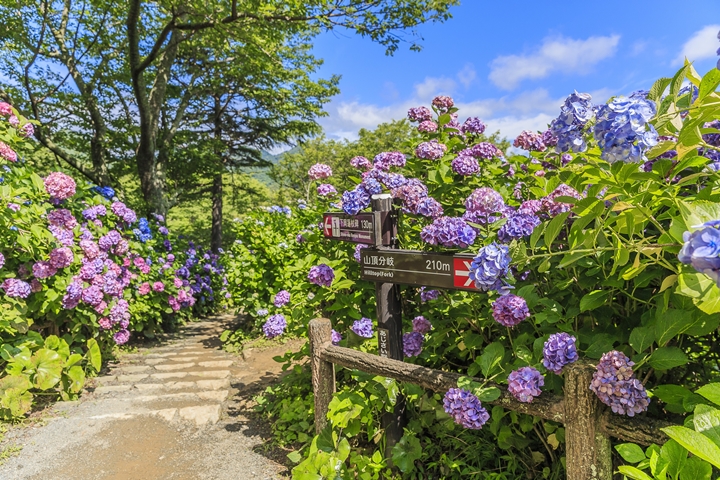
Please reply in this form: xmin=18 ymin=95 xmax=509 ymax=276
xmin=0 ymin=314 xmax=294 ymax=479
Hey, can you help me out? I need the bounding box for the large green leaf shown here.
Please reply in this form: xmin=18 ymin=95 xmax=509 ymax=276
xmin=648 ymin=347 xmax=688 ymax=371
xmin=617 ymin=466 xmax=653 ymax=480
xmin=0 ymin=387 xmax=33 ymax=418
xmin=544 ymin=211 xmax=571 ymax=248
xmin=694 ymin=404 xmax=720 ymax=447
xmin=579 ymin=290 xmax=610 ymax=312
xmin=391 ymin=433 xmax=422 ymax=473
xmin=479 ymin=342 xmax=505 ymax=377
xmin=629 ymin=326 xmax=655 ymax=354
xmin=615 ymin=443 xmax=646 ymax=463
xmin=679 ymin=456 xmax=712 ymax=480
xmin=86 ymin=338 xmax=101 ymax=372
xmin=31 ymin=348 xmax=63 ymax=390
xmin=65 ymin=366 xmax=86 ymax=394
xmin=660 ymin=439 xmax=687 ymax=479
xmin=676 ymin=272 xmax=720 ymax=314
xmin=697 ymin=384 xmax=720 ymax=407
xmin=698 ymin=69 xmax=720 ymax=102
xmin=655 ymin=309 xmax=694 ymax=346
xmin=661 ymin=426 xmax=720 ymax=469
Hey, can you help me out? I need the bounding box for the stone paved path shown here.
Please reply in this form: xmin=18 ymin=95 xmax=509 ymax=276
xmin=0 ymin=315 xmax=295 ymax=479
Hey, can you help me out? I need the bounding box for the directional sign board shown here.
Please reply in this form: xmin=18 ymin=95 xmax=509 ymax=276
xmin=359 ymin=248 xmax=481 ymax=292
xmin=323 ymin=212 xmax=394 ymax=246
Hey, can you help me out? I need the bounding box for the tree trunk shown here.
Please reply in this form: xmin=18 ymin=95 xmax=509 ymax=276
xmin=210 ymin=95 xmax=223 ymax=253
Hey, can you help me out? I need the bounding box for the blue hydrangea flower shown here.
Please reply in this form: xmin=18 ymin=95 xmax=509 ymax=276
xmin=593 ymin=95 xmax=659 ymax=163
xmin=590 ymin=350 xmax=649 ymax=417
xmin=91 ymin=186 xmax=116 ymax=200
xmin=360 ymin=178 xmax=383 ymax=196
xmin=443 ymin=388 xmax=490 ymax=430
xmin=341 ymin=188 xmax=371 ymax=215
xmin=497 ymin=214 xmax=541 ymax=243
xmin=468 ymin=243 xmax=510 ymax=292
xmin=678 ymin=223 xmax=720 ymax=285
xmin=550 ymin=92 xmax=594 ymax=153
xmin=507 ymin=367 xmax=544 ymax=403
xmin=542 ymin=332 xmax=578 ymax=374
xmin=351 ymin=317 xmax=374 ymax=338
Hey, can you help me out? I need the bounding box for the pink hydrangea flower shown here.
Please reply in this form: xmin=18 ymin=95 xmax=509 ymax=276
xmin=0 ymin=142 xmax=17 ymax=163
xmin=152 ymin=281 xmax=165 ymax=292
xmin=44 ymin=172 xmax=76 ymax=200
xmin=138 ymin=282 xmax=151 ymax=295
xmin=0 ymin=102 xmax=12 ymax=116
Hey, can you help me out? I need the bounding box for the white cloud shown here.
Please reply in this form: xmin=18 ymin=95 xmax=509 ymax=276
xmin=489 ymin=34 xmax=621 ymax=90
xmin=457 ymin=64 xmax=477 ymax=88
xmin=413 ymin=76 xmax=456 ymax=99
xmin=675 ymin=25 xmax=720 ymax=65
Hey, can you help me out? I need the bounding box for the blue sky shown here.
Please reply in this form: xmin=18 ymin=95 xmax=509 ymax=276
xmin=310 ymin=1 xmax=720 ymax=141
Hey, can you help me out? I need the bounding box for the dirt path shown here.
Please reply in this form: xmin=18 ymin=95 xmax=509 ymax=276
xmin=0 ymin=315 xmax=301 ymax=480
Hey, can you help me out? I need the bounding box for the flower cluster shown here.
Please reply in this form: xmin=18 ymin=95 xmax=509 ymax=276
xmin=373 ymin=151 xmax=406 ymax=170
xmin=263 ymin=314 xmax=287 ymax=339
xmin=274 ymin=290 xmax=290 ymax=307
xmin=133 ymin=218 xmax=153 ymax=243
xmin=590 ymin=350 xmax=650 ymax=416
xmin=407 ymin=106 xmax=433 ymax=122
xmin=308 ymin=264 xmax=335 ymax=287
xmin=541 ymin=184 xmax=582 ymax=217
xmin=513 ymin=131 xmax=546 ymax=152
xmin=341 ymin=188 xmax=371 ymax=215
xmin=464 ymin=188 xmax=505 ymax=225
xmin=542 ymin=332 xmax=578 ymax=374
xmin=507 ymin=367 xmax=544 ymax=403
xmin=468 ymin=243 xmax=510 ymax=292
xmin=415 ymin=141 xmax=447 ymax=160
xmin=550 ymin=92 xmax=594 ymax=153
xmin=443 ymin=388 xmax=489 ymax=430
xmin=351 ymin=317 xmax=374 ymax=338
xmin=593 ymin=95 xmax=659 ymax=163
xmin=350 ymin=156 xmax=371 ymax=170
xmin=497 ymin=214 xmax=541 ymax=243
xmin=308 ymin=163 xmax=333 ymax=180
xmin=451 ymin=155 xmax=479 ymax=176
xmin=678 ymin=222 xmax=720 ymax=286
xmin=420 ymin=216 xmax=476 ymax=248
xmin=419 ymin=287 xmax=440 ymax=303
xmin=403 ymin=331 xmax=424 ymax=357
xmin=412 ymin=315 xmax=432 ymax=334
xmin=44 ymin=172 xmax=76 ymax=201
xmin=317 ymin=184 xmax=337 ymax=197
xmin=331 ymin=329 xmax=342 ymax=345
xmin=491 ymin=294 xmax=530 ymax=327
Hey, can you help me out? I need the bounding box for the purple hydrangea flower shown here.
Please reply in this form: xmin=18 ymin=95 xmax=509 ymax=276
xmin=492 ymin=294 xmax=530 ymax=327
xmin=415 ymin=141 xmax=447 ymax=160
xmin=462 ymin=117 xmax=486 ymax=135
xmin=359 ymin=178 xmax=383 ymax=196
xmin=81 ymin=205 xmax=107 ymax=221
xmin=256 ymin=308 xmax=269 ymax=317
xmin=403 ymin=331 xmax=424 ymax=357
xmin=113 ymin=329 xmax=131 ymax=345
xmin=513 ymin=131 xmax=546 ymax=152
xmin=373 ymin=151 xmax=406 ymax=170
xmin=417 ymin=120 xmax=438 ymax=133
xmin=432 ymin=96 xmax=454 ymax=112
xmin=263 ymin=314 xmax=287 ymax=339
xmin=420 ymin=287 xmax=440 ymax=303
xmin=470 ymin=143 xmax=503 ymax=159
xmin=0 ymin=252 xmax=4 ymax=269
xmin=317 ymin=184 xmax=337 ymax=197
xmin=421 ymin=216 xmax=477 ymax=248
xmin=464 ymin=188 xmax=505 ymax=224
xmin=379 ymin=172 xmax=408 ymax=190
xmin=542 ymin=332 xmax=578 ymax=374
xmin=351 ymin=317 xmax=373 ymax=338
xmin=518 ymin=200 xmax=543 ymax=216
xmin=274 ymin=290 xmax=291 ymax=307
xmin=48 ymin=225 xmax=74 ymax=246
xmin=2 ymin=278 xmax=32 ymax=298
xmin=507 ymin=367 xmax=544 ymax=403
xmin=331 ymin=329 xmax=342 ymax=345
xmin=81 ymin=285 xmax=104 ymax=306
xmin=407 ymin=106 xmax=433 ymax=122
xmin=541 ymin=184 xmax=582 ymax=217
xmin=451 ymin=155 xmax=480 ymax=176
xmin=443 ymin=388 xmax=489 ymax=430
xmin=47 ymin=209 xmax=78 ymax=228
xmin=308 ymin=163 xmax=332 ymax=180
xmin=412 ymin=315 xmax=432 ymax=334
xmin=354 ymin=244 xmax=368 ymax=263
xmin=590 ymin=350 xmax=650 ymax=417
xmin=350 ymin=156 xmax=371 ymax=170
xmin=32 ymin=261 xmax=57 ymax=279
xmin=308 ymin=264 xmax=335 ymax=287
xmin=415 ymin=197 xmax=444 ymax=218
xmin=49 ymin=247 xmax=74 ymax=269
xmin=392 ymin=179 xmax=428 ymax=213
xmin=497 ymin=214 xmax=541 ymax=243
xmin=468 ymin=243 xmax=511 ymax=292
xmin=110 ymin=201 xmax=137 ymax=224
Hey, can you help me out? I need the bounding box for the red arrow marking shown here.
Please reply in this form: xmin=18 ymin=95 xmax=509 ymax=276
xmin=323 ymin=216 xmax=333 ymax=236
xmin=453 ymin=258 xmax=477 ymax=289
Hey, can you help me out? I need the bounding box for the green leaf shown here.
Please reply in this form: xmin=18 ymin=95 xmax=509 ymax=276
xmin=336 ymin=437 xmax=350 ymax=461
xmin=676 ymin=272 xmax=720 ymax=314
xmin=661 ymin=426 xmax=720 ymax=469
xmin=615 ymin=443 xmax=647 ymax=463
xmin=0 ymin=387 xmax=33 ymax=418
xmin=474 ymin=387 xmax=501 ymax=402
xmin=86 ymin=338 xmax=101 ymax=372
xmin=660 ymin=439 xmax=687 ymax=479
xmin=479 ymin=342 xmax=505 ymax=377
xmin=287 ymin=451 xmax=303 ymax=464
xmin=649 ymin=77 xmax=672 ymax=101
xmin=648 ymin=347 xmax=688 ymax=371
xmin=629 ymin=326 xmax=655 ymax=353
xmin=579 ymin=290 xmax=610 ymax=312
xmin=65 ymin=365 xmax=85 ymax=393
xmin=617 ymin=466 xmax=653 ymax=480
xmin=653 ymin=385 xmax=694 ymax=407
xmin=655 ymin=309 xmax=694 ymax=346
xmin=697 ymin=384 xmax=720 ymax=407
xmin=698 ymin=68 xmax=720 ymax=102
xmin=679 ymin=456 xmax=712 ymax=480
xmin=693 ymin=404 xmax=720 ymax=447
xmin=391 ymin=433 xmax=422 ymax=473
xmin=31 ymin=348 xmax=63 ymax=390
xmin=544 ymin=211 xmax=571 ymax=248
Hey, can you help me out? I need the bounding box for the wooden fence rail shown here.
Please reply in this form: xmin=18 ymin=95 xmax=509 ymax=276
xmin=309 ymin=318 xmax=675 ymax=480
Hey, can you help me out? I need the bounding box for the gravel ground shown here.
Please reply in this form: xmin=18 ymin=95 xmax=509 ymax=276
xmin=0 ymin=316 xmax=298 ymax=480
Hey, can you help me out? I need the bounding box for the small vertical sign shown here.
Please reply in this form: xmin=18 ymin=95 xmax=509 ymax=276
xmin=377 ymin=328 xmax=389 ymax=358
xmin=331 ymin=216 xmax=340 ymax=237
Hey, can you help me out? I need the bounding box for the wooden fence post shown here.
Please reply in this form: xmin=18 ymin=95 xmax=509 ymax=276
xmin=563 ymin=361 xmax=612 ymax=480
xmin=309 ymin=318 xmax=336 ymax=434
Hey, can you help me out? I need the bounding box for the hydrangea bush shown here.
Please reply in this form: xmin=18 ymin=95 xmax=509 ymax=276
xmin=233 ymin=62 xmax=720 ymax=478
xmin=0 ymin=104 xmax=226 ymax=418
